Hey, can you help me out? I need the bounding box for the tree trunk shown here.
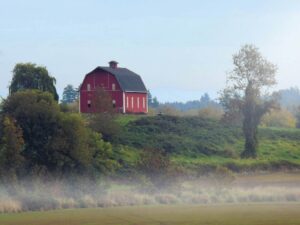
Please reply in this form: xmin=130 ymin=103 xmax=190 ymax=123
xmin=241 ymin=83 xmax=258 ymax=158
xmin=241 ymin=120 xmax=258 ymax=158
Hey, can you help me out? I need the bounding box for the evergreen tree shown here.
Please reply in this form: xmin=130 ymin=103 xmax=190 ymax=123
xmin=200 ymin=93 xmax=210 ymax=105
xmin=148 ymin=90 xmax=159 ymax=108
xmin=62 ymin=84 xmax=78 ymax=104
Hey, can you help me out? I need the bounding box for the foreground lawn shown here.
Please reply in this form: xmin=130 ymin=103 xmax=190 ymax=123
xmin=1 ymin=204 xmax=300 ymax=225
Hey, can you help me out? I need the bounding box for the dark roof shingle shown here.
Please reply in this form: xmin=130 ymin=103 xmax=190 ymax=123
xmin=95 ymin=67 xmax=147 ymax=93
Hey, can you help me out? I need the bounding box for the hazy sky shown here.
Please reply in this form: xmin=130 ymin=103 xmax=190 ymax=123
xmin=1 ymin=0 xmax=300 ymax=102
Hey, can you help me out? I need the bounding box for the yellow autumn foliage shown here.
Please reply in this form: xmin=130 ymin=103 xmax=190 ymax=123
xmin=261 ymin=108 xmax=296 ymax=128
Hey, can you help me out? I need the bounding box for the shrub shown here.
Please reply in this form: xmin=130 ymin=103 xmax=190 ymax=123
xmin=261 ymin=108 xmax=297 ymax=128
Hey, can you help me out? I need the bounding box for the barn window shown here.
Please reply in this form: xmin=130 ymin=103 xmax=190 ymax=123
xmin=131 ymin=96 xmax=134 ymax=108
xmin=126 ymin=96 xmax=129 ymax=108
xmin=143 ymin=97 xmax=145 ymax=108
xmin=137 ymin=97 xmax=140 ymax=109
xmin=87 ymin=100 xmax=91 ymax=108
xmin=87 ymin=83 xmax=91 ymax=91
xmin=112 ymin=83 xmax=116 ymax=91
xmin=112 ymin=99 xmax=116 ymax=108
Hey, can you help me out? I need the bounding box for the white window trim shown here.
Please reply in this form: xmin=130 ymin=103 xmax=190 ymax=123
xmin=146 ymin=93 xmax=148 ymax=113
xmin=87 ymin=83 xmax=91 ymax=91
xmin=131 ymin=96 xmax=134 ymax=109
xmin=137 ymin=97 xmax=140 ymax=109
xmin=123 ymin=92 xmax=126 ymax=113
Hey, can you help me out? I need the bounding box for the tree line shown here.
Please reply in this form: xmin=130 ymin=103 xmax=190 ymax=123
xmin=0 ymin=63 xmax=119 ymax=183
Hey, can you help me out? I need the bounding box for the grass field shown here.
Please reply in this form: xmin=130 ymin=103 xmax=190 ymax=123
xmin=116 ymin=115 xmax=300 ymax=172
xmin=1 ymin=204 xmax=300 ymax=225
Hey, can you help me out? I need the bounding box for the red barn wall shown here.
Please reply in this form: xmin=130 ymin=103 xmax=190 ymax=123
xmin=124 ymin=92 xmax=148 ymax=113
xmin=80 ymin=70 xmax=123 ymax=113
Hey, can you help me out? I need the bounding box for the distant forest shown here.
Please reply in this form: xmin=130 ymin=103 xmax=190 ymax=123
xmin=276 ymin=87 xmax=300 ymax=110
xmin=150 ymin=87 xmax=300 ymax=112
xmin=158 ymin=93 xmax=221 ymax=111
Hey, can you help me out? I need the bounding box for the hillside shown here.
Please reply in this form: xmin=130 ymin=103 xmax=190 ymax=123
xmin=116 ymin=115 xmax=300 ymax=172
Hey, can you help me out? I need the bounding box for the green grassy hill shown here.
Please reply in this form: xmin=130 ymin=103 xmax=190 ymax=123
xmin=115 ymin=115 xmax=300 ymax=172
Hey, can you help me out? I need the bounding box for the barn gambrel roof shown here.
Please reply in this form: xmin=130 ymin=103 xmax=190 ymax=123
xmin=87 ymin=67 xmax=147 ymax=93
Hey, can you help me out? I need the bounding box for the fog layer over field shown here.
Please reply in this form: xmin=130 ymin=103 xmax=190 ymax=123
xmin=0 ymin=173 xmax=299 ymax=213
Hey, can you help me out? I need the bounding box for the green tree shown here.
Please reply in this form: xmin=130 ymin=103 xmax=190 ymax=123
xmin=0 ymin=116 xmax=25 ymax=181
xmin=200 ymin=93 xmax=210 ymax=105
xmin=46 ymin=113 xmax=93 ymax=173
xmin=89 ymin=132 xmax=119 ymax=175
xmin=46 ymin=113 xmax=118 ymax=175
xmin=88 ymin=87 xmax=120 ymax=141
xmin=220 ymin=45 xmax=277 ymax=158
xmin=1 ymin=90 xmax=118 ymax=177
xmin=9 ymin=63 xmax=59 ymax=101
xmin=148 ymin=90 xmax=159 ymax=108
xmin=61 ymin=84 xmax=78 ymax=104
xmin=2 ymin=91 xmax=88 ymax=174
xmin=2 ymin=90 xmax=61 ymax=173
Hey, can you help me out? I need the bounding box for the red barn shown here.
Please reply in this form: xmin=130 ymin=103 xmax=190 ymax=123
xmin=79 ymin=61 xmax=148 ymax=114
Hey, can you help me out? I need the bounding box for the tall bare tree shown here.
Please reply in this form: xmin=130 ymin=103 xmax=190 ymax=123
xmin=220 ymin=45 xmax=277 ymax=158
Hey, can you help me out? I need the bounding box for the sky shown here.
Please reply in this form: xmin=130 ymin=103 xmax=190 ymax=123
xmin=1 ymin=0 xmax=300 ymax=102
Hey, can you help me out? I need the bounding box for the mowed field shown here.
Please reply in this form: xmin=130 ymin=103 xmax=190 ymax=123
xmin=1 ymin=204 xmax=300 ymax=225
